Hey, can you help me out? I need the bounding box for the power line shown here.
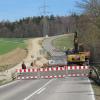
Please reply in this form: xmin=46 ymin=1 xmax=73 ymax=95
xmin=41 ymin=0 xmax=49 ymax=37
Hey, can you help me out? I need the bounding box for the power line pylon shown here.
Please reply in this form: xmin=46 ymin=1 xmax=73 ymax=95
xmin=42 ymin=0 xmax=49 ymax=37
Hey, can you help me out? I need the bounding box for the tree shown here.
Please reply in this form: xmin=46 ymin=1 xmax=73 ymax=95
xmin=76 ymin=0 xmax=100 ymax=65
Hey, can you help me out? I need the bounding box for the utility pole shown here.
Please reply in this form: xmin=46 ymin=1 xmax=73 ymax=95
xmin=42 ymin=0 xmax=49 ymax=37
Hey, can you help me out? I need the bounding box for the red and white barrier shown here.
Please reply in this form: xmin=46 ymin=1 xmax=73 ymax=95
xmin=16 ymin=68 xmax=38 ymax=73
xmin=17 ymin=76 xmax=38 ymax=80
xmin=16 ymin=66 xmax=90 ymax=80
xmin=65 ymin=66 xmax=89 ymax=70
xmin=16 ymin=66 xmax=89 ymax=73
xmin=17 ymin=74 xmax=88 ymax=80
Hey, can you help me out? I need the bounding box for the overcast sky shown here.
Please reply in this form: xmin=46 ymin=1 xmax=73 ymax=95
xmin=0 ymin=0 xmax=80 ymax=21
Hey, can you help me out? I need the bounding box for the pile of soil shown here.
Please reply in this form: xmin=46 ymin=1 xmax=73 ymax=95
xmin=0 ymin=48 xmax=27 ymax=71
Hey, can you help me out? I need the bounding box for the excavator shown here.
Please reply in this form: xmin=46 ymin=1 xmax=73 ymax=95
xmin=66 ymin=32 xmax=90 ymax=65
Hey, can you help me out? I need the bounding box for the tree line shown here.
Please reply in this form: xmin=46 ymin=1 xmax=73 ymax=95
xmin=0 ymin=15 xmax=72 ymax=38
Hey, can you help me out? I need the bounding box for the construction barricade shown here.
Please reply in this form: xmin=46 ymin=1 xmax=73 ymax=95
xmin=16 ymin=66 xmax=90 ymax=80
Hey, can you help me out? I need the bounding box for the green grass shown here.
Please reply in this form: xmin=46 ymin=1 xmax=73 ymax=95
xmin=52 ymin=34 xmax=74 ymax=51
xmin=0 ymin=79 xmax=6 ymax=85
xmin=0 ymin=79 xmax=14 ymax=86
xmin=0 ymin=38 xmax=27 ymax=55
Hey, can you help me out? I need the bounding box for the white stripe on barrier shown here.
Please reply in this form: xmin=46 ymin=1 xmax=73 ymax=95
xmin=59 ymin=75 xmax=61 ymax=77
xmin=45 ymin=76 xmax=48 ymax=78
xmin=22 ymin=70 xmax=24 ymax=73
xmin=41 ymin=76 xmax=44 ymax=78
xmin=31 ymin=76 xmax=34 ymax=79
xmin=34 ymin=69 xmax=38 ymax=72
xmin=77 ymin=74 xmax=80 ymax=76
xmin=63 ymin=75 xmax=66 ymax=77
xmin=45 ymin=68 xmax=48 ymax=71
xmin=53 ymin=68 xmax=56 ymax=71
xmin=40 ymin=68 xmax=43 ymax=72
xmin=62 ymin=67 xmax=65 ymax=70
xmin=30 ymin=69 xmax=33 ymax=72
xmin=58 ymin=67 xmax=60 ymax=71
xmin=17 ymin=77 xmax=20 ymax=79
xmin=22 ymin=77 xmax=25 ymax=79
xmin=72 ymin=66 xmax=75 ymax=70
xmin=81 ymin=66 xmax=84 ymax=70
xmin=26 ymin=76 xmax=29 ymax=79
xmin=68 ymin=66 xmax=71 ymax=70
xmin=77 ymin=66 xmax=79 ymax=70
xmin=73 ymin=74 xmax=76 ymax=76
xmin=85 ymin=66 xmax=88 ymax=69
xmin=54 ymin=76 xmax=57 ymax=78
xmin=35 ymin=76 xmax=38 ymax=78
xmin=50 ymin=76 xmax=53 ymax=78
xmin=26 ymin=69 xmax=28 ymax=72
xmin=49 ymin=68 xmax=52 ymax=71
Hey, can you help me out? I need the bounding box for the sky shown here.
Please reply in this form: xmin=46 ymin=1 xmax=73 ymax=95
xmin=0 ymin=0 xmax=80 ymax=21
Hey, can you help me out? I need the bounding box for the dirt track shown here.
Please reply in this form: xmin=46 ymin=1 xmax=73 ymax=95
xmin=24 ymin=38 xmax=48 ymax=68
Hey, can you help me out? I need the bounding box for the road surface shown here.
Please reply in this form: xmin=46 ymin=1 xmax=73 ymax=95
xmin=43 ymin=35 xmax=67 ymax=65
xmin=0 ymin=77 xmax=95 ymax=100
xmin=43 ymin=35 xmax=66 ymax=57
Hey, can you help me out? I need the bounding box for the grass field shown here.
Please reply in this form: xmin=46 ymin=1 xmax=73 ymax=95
xmin=52 ymin=34 xmax=74 ymax=51
xmin=0 ymin=38 xmax=27 ymax=55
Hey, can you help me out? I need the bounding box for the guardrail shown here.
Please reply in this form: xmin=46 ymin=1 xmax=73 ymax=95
xmin=89 ymin=66 xmax=100 ymax=85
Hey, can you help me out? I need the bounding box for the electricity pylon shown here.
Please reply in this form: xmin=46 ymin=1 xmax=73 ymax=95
xmin=42 ymin=0 xmax=49 ymax=37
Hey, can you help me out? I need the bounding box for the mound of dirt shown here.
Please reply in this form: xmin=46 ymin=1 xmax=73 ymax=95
xmin=0 ymin=48 xmax=27 ymax=71
xmin=24 ymin=38 xmax=48 ymax=68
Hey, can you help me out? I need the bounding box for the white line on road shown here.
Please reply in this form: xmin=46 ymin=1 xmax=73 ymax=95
xmin=24 ymin=79 xmax=54 ymax=100
xmin=0 ymin=80 xmax=20 ymax=89
xmin=37 ymin=88 xmax=46 ymax=94
xmin=88 ymin=79 xmax=95 ymax=100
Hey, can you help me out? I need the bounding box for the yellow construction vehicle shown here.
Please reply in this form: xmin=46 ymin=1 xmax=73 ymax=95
xmin=65 ymin=32 xmax=90 ymax=65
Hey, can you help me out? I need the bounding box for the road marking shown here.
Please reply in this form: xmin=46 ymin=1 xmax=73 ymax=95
xmin=37 ymin=88 xmax=46 ymax=94
xmin=24 ymin=79 xmax=54 ymax=100
xmin=0 ymin=80 xmax=20 ymax=88
xmin=88 ymin=79 xmax=95 ymax=100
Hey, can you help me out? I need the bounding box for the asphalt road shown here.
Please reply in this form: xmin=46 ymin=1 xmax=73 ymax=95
xmin=0 ymin=77 xmax=95 ymax=100
xmin=43 ymin=35 xmax=66 ymax=57
xmin=43 ymin=35 xmax=67 ymax=65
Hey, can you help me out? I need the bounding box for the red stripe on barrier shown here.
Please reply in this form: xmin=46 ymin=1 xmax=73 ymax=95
xmin=56 ymin=67 xmax=58 ymax=71
xmin=70 ymin=66 xmax=72 ymax=70
xmin=65 ymin=66 xmax=68 ymax=70
xmin=28 ymin=69 xmax=30 ymax=72
xmin=24 ymin=69 xmax=26 ymax=73
xmin=20 ymin=69 xmax=22 ymax=73
xmin=79 ymin=66 xmax=81 ymax=70
xmin=74 ymin=66 xmax=77 ymax=70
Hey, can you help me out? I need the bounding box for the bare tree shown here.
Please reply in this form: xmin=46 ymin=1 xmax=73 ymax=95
xmin=76 ymin=0 xmax=100 ymax=65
